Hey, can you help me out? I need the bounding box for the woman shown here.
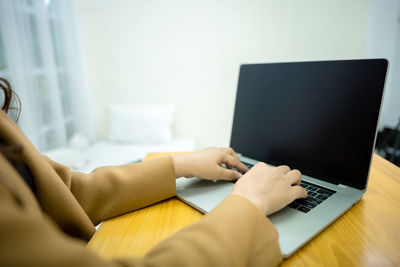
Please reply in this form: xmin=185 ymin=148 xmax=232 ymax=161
xmin=0 ymin=77 xmax=307 ymax=267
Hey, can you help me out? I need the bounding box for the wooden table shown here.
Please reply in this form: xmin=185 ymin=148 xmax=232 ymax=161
xmin=87 ymin=153 xmax=400 ymax=266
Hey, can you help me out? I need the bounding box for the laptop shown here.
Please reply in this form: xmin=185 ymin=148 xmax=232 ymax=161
xmin=176 ymin=59 xmax=388 ymax=257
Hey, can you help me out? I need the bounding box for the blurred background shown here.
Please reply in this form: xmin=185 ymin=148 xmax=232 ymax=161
xmin=0 ymin=0 xmax=399 ymax=169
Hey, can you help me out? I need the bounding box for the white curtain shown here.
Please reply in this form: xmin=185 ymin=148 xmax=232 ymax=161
xmin=366 ymin=0 xmax=400 ymax=129
xmin=0 ymin=0 xmax=95 ymax=151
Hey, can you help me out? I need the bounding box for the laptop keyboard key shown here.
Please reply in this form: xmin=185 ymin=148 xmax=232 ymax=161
xmin=316 ymin=188 xmax=335 ymax=196
xmin=288 ymin=181 xmax=337 ymax=212
xmin=308 ymin=192 xmax=318 ymax=198
xmin=307 ymin=185 xmax=319 ymax=192
xmin=297 ymin=206 xmax=311 ymax=213
xmin=316 ymin=195 xmax=328 ymax=201
xmin=239 ymin=161 xmax=254 ymax=173
xmin=288 ymin=202 xmax=300 ymax=209
xmin=302 ymin=201 xmax=317 ymax=209
xmin=308 ymin=196 xmax=323 ymax=204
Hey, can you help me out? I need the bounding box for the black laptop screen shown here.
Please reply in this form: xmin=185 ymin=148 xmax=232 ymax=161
xmin=230 ymin=59 xmax=388 ymax=190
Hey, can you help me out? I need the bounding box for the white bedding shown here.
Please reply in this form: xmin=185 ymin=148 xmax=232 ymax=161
xmin=43 ymin=139 xmax=196 ymax=173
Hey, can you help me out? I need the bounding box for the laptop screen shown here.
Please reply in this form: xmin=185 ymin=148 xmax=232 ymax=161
xmin=230 ymin=59 xmax=388 ymax=190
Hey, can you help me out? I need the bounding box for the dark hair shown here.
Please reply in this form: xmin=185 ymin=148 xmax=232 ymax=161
xmin=0 ymin=77 xmax=23 ymax=159
xmin=0 ymin=77 xmax=21 ymax=121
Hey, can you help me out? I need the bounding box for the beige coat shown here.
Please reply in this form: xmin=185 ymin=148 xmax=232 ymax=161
xmin=0 ymin=110 xmax=282 ymax=266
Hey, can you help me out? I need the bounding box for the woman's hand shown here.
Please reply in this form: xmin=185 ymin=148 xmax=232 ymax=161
xmin=231 ymin=162 xmax=308 ymax=216
xmin=172 ymin=147 xmax=248 ymax=181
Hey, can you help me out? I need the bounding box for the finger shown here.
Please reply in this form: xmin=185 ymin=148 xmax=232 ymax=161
xmin=276 ymin=165 xmax=290 ymax=174
xmin=291 ymin=185 xmax=308 ymax=199
xmin=217 ymin=166 xmax=242 ymax=181
xmin=226 ymin=147 xmax=243 ymax=163
xmin=223 ymin=153 xmax=248 ymax=173
xmin=226 ymin=147 xmax=237 ymax=157
xmin=225 ymin=163 xmax=233 ymax=169
xmin=222 ymin=154 xmax=236 ymax=166
xmin=225 ymin=148 xmax=249 ymax=172
xmin=286 ymin=169 xmax=302 ymax=185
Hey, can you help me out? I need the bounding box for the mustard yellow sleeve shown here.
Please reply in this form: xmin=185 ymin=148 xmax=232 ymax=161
xmin=0 ymin=184 xmax=282 ymax=267
xmin=141 ymin=194 xmax=283 ymax=267
xmin=45 ymin=156 xmax=176 ymax=225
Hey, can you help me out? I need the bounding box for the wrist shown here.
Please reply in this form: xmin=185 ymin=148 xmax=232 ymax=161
xmin=172 ymin=154 xmax=194 ymax=179
xmin=229 ymin=193 xmax=264 ymax=215
xmin=230 ymin=191 xmax=269 ymax=215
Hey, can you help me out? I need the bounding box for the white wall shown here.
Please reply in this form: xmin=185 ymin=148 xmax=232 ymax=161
xmin=366 ymin=0 xmax=400 ymax=129
xmin=76 ymin=0 xmax=367 ymax=149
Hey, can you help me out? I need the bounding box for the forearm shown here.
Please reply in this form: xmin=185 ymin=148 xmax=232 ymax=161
xmin=1 ymin=186 xmax=281 ymax=267
xmin=72 ymin=157 xmax=176 ymax=224
xmin=141 ymin=194 xmax=283 ymax=267
xmin=46 ymin=156 xmax=176 ymax=225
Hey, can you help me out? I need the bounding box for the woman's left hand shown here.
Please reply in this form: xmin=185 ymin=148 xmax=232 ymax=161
xmin=172 ymin=147 xmax=249 ymax=181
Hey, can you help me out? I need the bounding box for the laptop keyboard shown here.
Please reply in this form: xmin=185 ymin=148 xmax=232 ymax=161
xmin=288 ymin=181 xmax=336 ymax=213
xmin=239 ymin=161 xmax=336 ymax=213
xmin=241 ymin=161 xmax=254 ymax=170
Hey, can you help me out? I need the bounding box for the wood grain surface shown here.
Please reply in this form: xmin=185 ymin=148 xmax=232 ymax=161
xmin=87 ymin=153 xmax=400 ymax=266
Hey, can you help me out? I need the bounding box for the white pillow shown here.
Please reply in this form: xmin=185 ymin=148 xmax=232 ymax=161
xmin=108 ymin=104 xmax=174 ymax=143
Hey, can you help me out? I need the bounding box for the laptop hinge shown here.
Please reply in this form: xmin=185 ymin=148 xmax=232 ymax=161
xmin=338 ymin=184 xmax=348 ymax=188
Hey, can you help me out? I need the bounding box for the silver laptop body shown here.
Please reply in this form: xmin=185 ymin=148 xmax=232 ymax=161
xmin=176 ymin=59 xmax=388 ymax=257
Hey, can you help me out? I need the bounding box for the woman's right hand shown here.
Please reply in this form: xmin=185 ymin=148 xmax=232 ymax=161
xmin=231 ymin=162 xmax=308 ymax=216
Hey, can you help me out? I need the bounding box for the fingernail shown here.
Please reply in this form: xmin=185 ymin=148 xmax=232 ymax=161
xmin=236 ymin=173 xmax=242 ymax=179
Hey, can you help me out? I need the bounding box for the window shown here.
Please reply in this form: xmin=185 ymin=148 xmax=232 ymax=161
xmin=0 ymin=0 xmax=94 ymax=151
